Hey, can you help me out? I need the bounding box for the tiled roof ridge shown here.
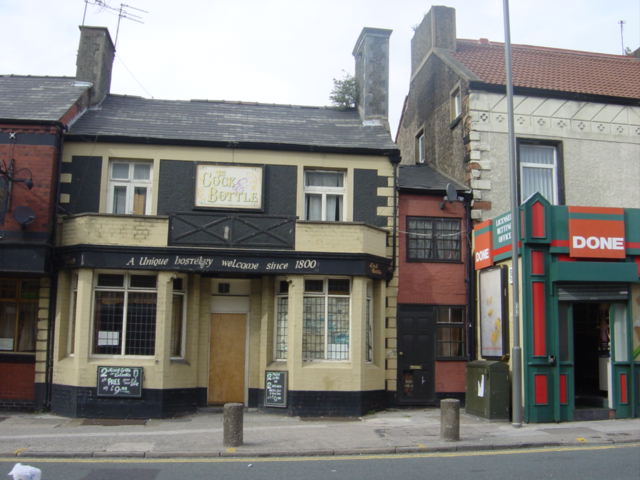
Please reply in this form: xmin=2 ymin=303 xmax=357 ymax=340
xmin=107 ymin=93 xmax=355 ymax=112
xmin=456 ymin=38 xmax=637 ymax=61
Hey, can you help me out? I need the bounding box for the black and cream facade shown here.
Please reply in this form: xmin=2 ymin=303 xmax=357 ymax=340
xmin=50 ymin=28 xmax=399 ymax=418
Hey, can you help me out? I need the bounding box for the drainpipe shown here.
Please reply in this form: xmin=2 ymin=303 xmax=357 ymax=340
xmin=44 ymin=124 xmax=65 ymax=410
xmin=464 ymin=192 xmax=476 ymax=360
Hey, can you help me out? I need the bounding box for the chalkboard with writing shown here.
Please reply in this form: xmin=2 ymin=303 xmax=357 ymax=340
xmin=264 ymin=370 xmax=287 ymax=408
xmin=97 ymin=366 xmax=143 ymax=398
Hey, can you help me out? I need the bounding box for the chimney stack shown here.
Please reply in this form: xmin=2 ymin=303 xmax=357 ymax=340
xmin=75 ymin=26 xmax=115 ymax=107
xmin=411 ymin=6 xmax=456 ymax=75
xmin=352 ymin=27 xmax=392 ymax=128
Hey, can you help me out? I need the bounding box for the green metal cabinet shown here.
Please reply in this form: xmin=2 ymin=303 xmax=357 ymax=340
xmin=465 ymin=360 xmax=510 ymax=420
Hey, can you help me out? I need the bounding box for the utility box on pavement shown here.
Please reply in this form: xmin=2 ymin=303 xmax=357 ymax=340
xmin=465 ymin=360 xmax=510 ymax=420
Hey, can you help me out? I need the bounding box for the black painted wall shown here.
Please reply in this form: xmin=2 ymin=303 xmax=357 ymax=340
xmin=353 ymin=168 xmax=387 ymax=227
xmin=61 ymin=156 xmax=102 ymax=214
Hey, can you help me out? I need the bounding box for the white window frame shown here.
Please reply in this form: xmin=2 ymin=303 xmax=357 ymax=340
xmin=416 ymin=132 xmax=426 ymax=164
xmin=91 ymin=271 xmax=157 ymax=357
xmin=518 ymin=143 xmax=559 ymax=204
xmin=107 ymin=160 xmax=153 ymax=215
xmin=273 ymin=278 xmax=289 ymax=361
xmin=304 ymin=170 xmax=345 ymax=221
xmin=450 ymin=85 xmax=462 ymax=122
xmin=170 ymin=276 xmax=187 ymax=359
xmin=302 ymin=277 xmax=351 ymax=361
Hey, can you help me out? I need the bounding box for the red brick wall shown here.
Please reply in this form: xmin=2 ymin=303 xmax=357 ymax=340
xmin=398 ymin=193 xmax=468 ymax=305
xmin=0 ymin=362 xmax=35 ymax=400
xmin=435 ymin=361 xmax=466 ymax=392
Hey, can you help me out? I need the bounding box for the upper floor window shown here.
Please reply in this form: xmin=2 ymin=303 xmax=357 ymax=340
xmin=93 ymin=272 xmax=156 ymax=356
xmin=406 ymin=216 xmax=461 ymax=262
xmin=0 ymin=278 xmax=38 ymax=352
xmin=108 ymin=161 xmax=152 ymax=215
xmin=416 ymin=132 xmax=426 ymax=164
xmin=304 ymin=170 xmax=344 ymax=221
xmin=450 ymin=86 xmax=462 ymax=122
xmin=518 ymin=142 xmax=560 ymax=204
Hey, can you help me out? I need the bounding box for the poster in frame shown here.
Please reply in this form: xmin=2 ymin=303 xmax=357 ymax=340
xmin=479 ymin=266 xmax=509 ymax=358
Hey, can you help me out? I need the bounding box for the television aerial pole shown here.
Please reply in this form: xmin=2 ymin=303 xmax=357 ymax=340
xmin=81 ymin=1 xmax=147 ymax=48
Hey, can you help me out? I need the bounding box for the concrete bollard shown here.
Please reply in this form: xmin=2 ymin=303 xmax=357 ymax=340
xmin=440 ymin=398 xmax=460 ymax=441
xmin=223 ymin=402 xmax=244 ymax=447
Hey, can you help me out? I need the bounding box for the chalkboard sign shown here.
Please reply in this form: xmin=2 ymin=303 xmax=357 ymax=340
xmin=264 ymin=370 xmax=287 ymax=407
xmin=97 ymin=366 xmax=143 ymax=398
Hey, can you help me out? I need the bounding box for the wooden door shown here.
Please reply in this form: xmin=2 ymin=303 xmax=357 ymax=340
xmin=208 ymin=313 xmax=246 ymax=404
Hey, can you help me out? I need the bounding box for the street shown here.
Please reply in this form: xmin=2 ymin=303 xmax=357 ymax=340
xmin=2 ymin=444 xmax=639 ymax=480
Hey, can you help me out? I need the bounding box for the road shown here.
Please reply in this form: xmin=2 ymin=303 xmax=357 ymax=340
xmin=2 ymin=444 xmax=639 ymax=480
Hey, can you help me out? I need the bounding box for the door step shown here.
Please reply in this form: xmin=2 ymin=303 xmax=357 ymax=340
xmin=573 ymin=408 xmax=615 ymax=421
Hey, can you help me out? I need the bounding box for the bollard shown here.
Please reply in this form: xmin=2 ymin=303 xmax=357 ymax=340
xmin=223 ymin=402 xmax=244 ymax=447
xmin=440 ymin=398 xmax=460 ymax=441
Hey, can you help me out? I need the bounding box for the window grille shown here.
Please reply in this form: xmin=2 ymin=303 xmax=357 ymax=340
xmin=407 ymin=217 xmax=461 ymax=262
xmin=303 ymin=278 xmax=350 ymax=361
xmin=93 ymin=273 xmax=157 ymax=356
xmin=274 ymin=280 xmax=289 ymax=360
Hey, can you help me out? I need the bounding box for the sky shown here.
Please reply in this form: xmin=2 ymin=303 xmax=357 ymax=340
xmin=1 ymin=0 xmax=639 ymax=134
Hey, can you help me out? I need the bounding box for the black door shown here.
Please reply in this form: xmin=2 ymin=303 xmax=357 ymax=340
xmin=397 ymin=305 xmax=436 ymax=405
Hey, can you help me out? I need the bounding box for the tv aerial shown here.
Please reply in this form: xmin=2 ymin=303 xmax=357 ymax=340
xmin=82 ymin=1 xmax=148 ymax=48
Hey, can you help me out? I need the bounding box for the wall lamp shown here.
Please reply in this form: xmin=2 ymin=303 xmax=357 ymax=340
xmin=0 ymin=158 xmax=34 ymax=190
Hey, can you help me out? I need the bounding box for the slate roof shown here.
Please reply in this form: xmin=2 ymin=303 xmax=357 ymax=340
xmin=399 ymin=164 xmax=467 ymax=192
xmin=447 ymin=39 xmax=640 ymax=101
xmin=68 ymin=94 xmax=398 ymax=153
xmin=0 ymin=75 xmax=90 ymax=122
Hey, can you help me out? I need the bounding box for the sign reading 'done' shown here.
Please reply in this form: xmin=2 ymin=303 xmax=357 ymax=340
xmin=473 ymin=219 xmax=493 ymax=270
xmin=568 ymin=206 xmax=626 ymax=259
xmin=195 ymin=164 xmax=263 ymax=210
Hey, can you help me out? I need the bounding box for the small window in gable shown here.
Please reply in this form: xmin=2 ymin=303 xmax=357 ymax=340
xmin=450 ymin=86 xmax=462 ymax=123
xmin=416 ymin=132 xmax=426 ymax=164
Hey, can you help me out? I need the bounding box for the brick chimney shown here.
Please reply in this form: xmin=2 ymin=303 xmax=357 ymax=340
xmin=411 ymin=6 xmax=456 ymax=75
xmin=352 ymin=27 xmax=392 ymax=128
xmin=75 ymin=26 xmax=115 ymax=107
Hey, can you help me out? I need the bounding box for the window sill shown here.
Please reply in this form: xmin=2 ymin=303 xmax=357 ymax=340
xmin=170 ymin=358 xmax=190 ymax=365
xmin=449 ymin=116 xmax=462 ymax=130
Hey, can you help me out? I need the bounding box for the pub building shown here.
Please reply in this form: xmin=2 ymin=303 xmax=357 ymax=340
xmin=49 ymin=26 xmax=401 ymax=417
xmin=473 ymin=194 xmax=639 ymax=422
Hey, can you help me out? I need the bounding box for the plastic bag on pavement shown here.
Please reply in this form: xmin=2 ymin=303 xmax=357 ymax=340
xmin=7 ymin=463 xmax=42 ymax=480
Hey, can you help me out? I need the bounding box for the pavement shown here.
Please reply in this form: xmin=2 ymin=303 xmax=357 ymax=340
xmin=0 ymin=407 xmax=638 ymax=459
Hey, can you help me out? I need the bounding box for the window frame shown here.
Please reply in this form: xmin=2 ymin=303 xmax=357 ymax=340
xmin=91 ymin=271 xmax=157 ymax=357
xmin=302 ymin=277 xmax=351 ymax=361
xmin=303 ymin=170 xmax=346 ymax=222
xmin=170 ymin=276 xmax=187 ymax=359
xmin=0 ymin=278 xmax=39 ymax=353
xmin=517 ymin=139 xmax=564 ymax=205
xmin=416 ymin=131 xmax=426 ymax=164
xmin=107 ymin=160 xmax=153 ymax=215
xmin=274 ymin=279 xmax=289 ymax=361
xmin=450 ymin=84 xmax=462 ymax=125
xmin=406 ymin=216 xmax=462 ymax=263
xmin=435 ymin=305 xmax=466 ymax=360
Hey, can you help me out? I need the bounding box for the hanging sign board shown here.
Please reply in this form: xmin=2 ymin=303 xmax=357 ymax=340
xmin=264 ymin=370 xmax=287 ymax=408
xmin=97 ymin=366 xmax=143 ymax=398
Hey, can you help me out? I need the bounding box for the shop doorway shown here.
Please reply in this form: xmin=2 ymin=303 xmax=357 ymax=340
xmin=572 ymin=303 xmax=610 ymax=410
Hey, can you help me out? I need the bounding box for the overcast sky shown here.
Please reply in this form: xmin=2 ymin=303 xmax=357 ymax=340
xmin=2 ymin=0 xmax=639 ymax=133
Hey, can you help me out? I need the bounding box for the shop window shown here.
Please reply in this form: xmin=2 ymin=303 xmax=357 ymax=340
xmin=304 ymin=170 xmax=344 ymax=221
xmin=406 ymin=216 xmax=461 ymax=262
xmin=274 ymin=280 xmax=288 ymax=360
xmin=436 ymin=306 xmax=466 ymax=359
xmin=108 ymin=160 xmax=152 ymax=215
xmin=0 ymin=278 xmax=38 ymax=352
xmin=518 ymin=141 xmax=562 ymax=204
xmin=93 ymin=272 xmax=157 ymax=356
xmin=170 ymin=277 xmax=186 ymax=358
xmin=303 ymin=278 xmax=350 ymax=361
xmin=365 ymin=282 xmax=373 ymax=362
xmin=68 ymin=273 xmax=78 ymax=355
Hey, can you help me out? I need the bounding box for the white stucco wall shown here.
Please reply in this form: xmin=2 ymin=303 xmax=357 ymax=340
xmin=468 ymin=92 xmax=640 ymax=220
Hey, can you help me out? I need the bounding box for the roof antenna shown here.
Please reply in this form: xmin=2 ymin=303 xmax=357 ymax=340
xmin=619 ymin=20 xmax=626 ymax=55
xmin=81 ymin=1 xmax=147 ymax=48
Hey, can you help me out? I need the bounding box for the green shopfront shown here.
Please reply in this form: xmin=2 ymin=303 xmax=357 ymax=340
xmin=473 ymin=194 xmax=640 ymax=422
